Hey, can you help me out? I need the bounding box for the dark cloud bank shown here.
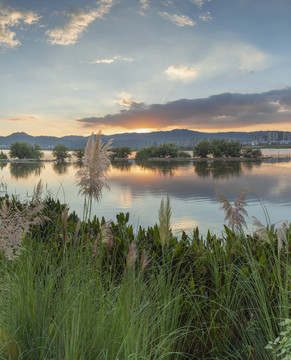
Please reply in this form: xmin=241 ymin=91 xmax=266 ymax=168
xmin=76 ymin=88 xmax=291 ymax=130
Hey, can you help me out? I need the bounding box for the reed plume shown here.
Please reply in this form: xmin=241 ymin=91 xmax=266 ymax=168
xmin=140 ymin=249 xmax=150 ymax=271
xmin=158 ymin=195 xmax=172 ymax=246
xmin=277 ymin=220 xmax=288 ymax=255
xmin=215 ymin=188 xmax=248 ymax=232
xmin=252 ymin=217 xmax=270 ymax=244
xmin=0 ymin=195 xmax=44 ymax=259
xmin=127 ymin=242 xmax=137 ymax=268
xmin=75 ymin=131 xmax=112 ymax=220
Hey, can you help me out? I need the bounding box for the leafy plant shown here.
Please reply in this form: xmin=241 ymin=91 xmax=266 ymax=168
xmin=266 ymin=319 xmax=291 ymax=359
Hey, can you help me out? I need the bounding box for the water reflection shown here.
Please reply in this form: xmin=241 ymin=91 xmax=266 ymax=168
xmin=111 ymin=160 xmax=133 ymax=172
xmin=10 ymin=162 xmax=44 ymax=179
xmin=135 ymin=160 xmax=192 ymax=176
xmin=52 ymin=162 xmax=70 ymax=175
xmin=1 ymin=159 xmax=291 ymax=235
xmin=193 ymin=160 xmax=262 ymax=179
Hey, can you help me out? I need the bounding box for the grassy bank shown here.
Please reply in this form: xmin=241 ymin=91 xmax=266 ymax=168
xmin=0 ymin=193 xmax=290 ymax=360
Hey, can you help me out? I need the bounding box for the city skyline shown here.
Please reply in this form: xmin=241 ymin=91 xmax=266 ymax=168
xmin=1 ymin=0 xmax=291 ymax=136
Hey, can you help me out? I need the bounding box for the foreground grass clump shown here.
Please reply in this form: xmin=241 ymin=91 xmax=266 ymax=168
xmin=0 ymin=195 xmax=290 ymax=359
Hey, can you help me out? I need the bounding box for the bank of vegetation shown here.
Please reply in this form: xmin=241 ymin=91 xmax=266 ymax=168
xmin=0 ymin=133 xmax=289 ymax=360
xmin=193 ymin=139 xmax=262 ymax=159
xmin=0 ymin=190 xmax=290 ymax=360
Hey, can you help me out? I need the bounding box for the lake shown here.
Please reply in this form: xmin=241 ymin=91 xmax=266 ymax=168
xmin=1 ymin=157 xmax=291 ymax=236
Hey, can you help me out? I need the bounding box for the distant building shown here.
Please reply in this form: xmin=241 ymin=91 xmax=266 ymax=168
xmin=268 ymin=131 xmax=291 ymax=144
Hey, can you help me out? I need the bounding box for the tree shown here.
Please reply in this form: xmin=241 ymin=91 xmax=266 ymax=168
xmin=52 ymin=144 xmax=70 ymax=162
xmin=135 ymin=147 xmax=154 ymax=160
xmin=10 ymin=142 xmax=43 ymax=160
xmin=72 ymin=149 xmax=85 ymax=161
xmin=243 ymin=147 xmax=262 ymax=158
xmin=193 ymin=140 xmax=211 ymax=158
xmin=111 ymin=146 xmax=132 ymax=160
xmin=0 ymin=151 xmax=8 ymax=160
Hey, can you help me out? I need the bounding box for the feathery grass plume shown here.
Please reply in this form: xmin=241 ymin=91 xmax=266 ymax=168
xmin=252 ymin=217 xmax=270 ymax=244
xmin=158 ymin=194 xmax=172 ymax=246
xmin=61 ymin=206 xmax=69 ymax=245
xmin=0 ymin=199 xmax=44 ymax=259
xmin=140 ymin=249 xmax=150 ymax=271
xmin=31 ymin=179 xmax=43 ymax=205
xmin=126 ymin=242 xmax=137 ymax=268
xmin=277 ymin=220 xmax=288 ymax=255
xmin=75 ymin=131 xmax=112 ymax=220
xmin=100 ymin=221 xmax=114 ymax=250
xmin=215 ymin=188 xmax=248 ymax=232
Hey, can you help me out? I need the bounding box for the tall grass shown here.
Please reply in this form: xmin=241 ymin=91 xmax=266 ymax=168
xmin=0 ymin=241 xmax=195 ymax=360
xmin=0 ymin=184 xmax=290 ymax=359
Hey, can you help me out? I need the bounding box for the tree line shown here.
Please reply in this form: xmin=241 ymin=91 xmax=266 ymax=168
xmin=1 ymin=139 xmax=262 ymax=162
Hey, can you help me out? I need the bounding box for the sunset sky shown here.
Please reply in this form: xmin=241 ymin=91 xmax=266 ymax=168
xmin=1 ymin=0 xmax=291 ymax=136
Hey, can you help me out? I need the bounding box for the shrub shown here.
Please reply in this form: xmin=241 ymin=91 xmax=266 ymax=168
xmin=111 ymin=146 xmax=132 ymax=160
xmin=0 ymin=151 xmax=8 ymax=160
xmin=52 ymin=144 xmax=70 ymax=162
xmin=10 ymin=142 xmax=43 ymax=160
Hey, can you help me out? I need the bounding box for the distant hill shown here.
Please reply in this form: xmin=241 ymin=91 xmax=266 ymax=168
xmin=0 ymin=129 xmax=271 ymax=150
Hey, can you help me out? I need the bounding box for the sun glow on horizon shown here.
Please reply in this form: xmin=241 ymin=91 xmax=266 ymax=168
xmin=132 ymin=128 xmax=152 ymax=134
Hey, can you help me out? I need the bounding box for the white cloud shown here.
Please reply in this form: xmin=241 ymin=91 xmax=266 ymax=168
xmin=169 ymin=42 xmax=273 ymax=82
xmin=199 ymin=12 xmax=212 ymax=22
xmin=116 ymin=92 xmax=144 ymax=108
xmin=165 ymin=65 xmax=198 ymax=79
xmin=190 ymin=0 xmax=205 ymax=9
xmin=0 ymin=5 xmax=40 ymax=47
xmin=158 ymin=12 xmax=196 ymax=27
xmin=46 ymin=0 xmax=117 ymax=45
xmin=238 ymin=46 xmax=270 ymax=72
xmin=92 ymin=55 xmax=133 ymax=64
xmin=140 ymin=0 xmax=151 ymax=10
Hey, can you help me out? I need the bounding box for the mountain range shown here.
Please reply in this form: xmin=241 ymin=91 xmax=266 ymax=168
xmin=0 ymin=129 xmax=270 ymax=150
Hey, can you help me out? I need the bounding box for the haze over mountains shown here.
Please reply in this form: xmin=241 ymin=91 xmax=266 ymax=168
xmin=0 ymin=129 xmax=272 ymax=150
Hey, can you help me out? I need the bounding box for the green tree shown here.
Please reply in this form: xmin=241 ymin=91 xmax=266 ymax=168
xmin=32 ymin=144 xmax=44 ymax=160
xmin=0 ymin=151 xmax=8 ymax=160
xmin=52 ymin=144 xmax=70 ymax=162
xmin=224 ymin=139 xmax=242 ymax=157
xmin=72 ymin=149 xmax=85 ymax=161
xmin=111 ymin=146 xmax=132 ymax=160
xmin=152 ymin=143 xmax=179 ymax=158
xmin=135 ymin=147 xmax=155 ymax=160
xmin=193 ymin=140 xmax=211 ymax=158
xmin=243 ymin=147 xmax=262 ymax=158
xmin=10 ymin=142 xmax=43 ymax=160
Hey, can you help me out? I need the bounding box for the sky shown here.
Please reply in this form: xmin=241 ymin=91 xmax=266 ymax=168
xmin=1 ymin=0 xmax=291 ymax=136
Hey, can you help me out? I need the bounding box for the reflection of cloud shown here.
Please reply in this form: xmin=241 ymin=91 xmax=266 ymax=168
xmin=46 ymin=0 xmax=117 ymax=45
xmin=92 ymin=55 xmax=133 ymax=64
xmin=119 ymin=189 xmax=132 ymax=207
xmin=108 ymin=160 xmax=291 ymax=211
xmin=76 ymin=88 xmax=291 ymax=131
xmin=165 ymin=65 xmax=198 ymax=79
xmin=0 ymin=4 xmax=40 ymax=47
xmin=158 ymin=12 xmax=196 ymax=27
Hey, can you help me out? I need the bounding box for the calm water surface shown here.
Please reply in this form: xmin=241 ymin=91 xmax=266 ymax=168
xmin=1 ymin=158 xmax=291 ymax=235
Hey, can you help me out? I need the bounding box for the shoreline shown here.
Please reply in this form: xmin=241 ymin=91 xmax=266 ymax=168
xmin=1 ymin=155 xmax=290 ymax=164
